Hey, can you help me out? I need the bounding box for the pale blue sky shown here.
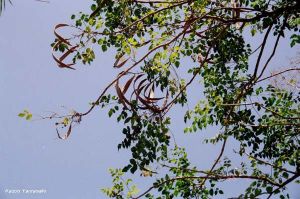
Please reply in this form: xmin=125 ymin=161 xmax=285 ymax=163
xmin=0 ymin=1 xmax=299 ymax=199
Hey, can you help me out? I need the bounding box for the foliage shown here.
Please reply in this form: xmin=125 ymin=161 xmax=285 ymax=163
xmin=47 ymin=0 xmax=300 ymax=198
xmin=18 ymin=109 xmax=32 ymax=120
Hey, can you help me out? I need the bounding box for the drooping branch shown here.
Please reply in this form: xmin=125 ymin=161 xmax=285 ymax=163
xmin=132 ymin=172 xmax=281 ymax=199
xmin=244 ymin=152 xmax=298 ymax=175
xmin=256 ymin=68 xmax=300 ymax=83
xmin=267 ymin=173 xmax=300 ymax=199
xmin=198 ymin=138 xmax=227 ymax=189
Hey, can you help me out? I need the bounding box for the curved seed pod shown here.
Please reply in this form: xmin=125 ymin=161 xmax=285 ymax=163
xmin=52 ymin=54 xmax=76 ymax=70
xmin=130 ymin=74 xmax=144 ymax=101
xmin=54 ymin=24 xmax=71 ymax=46
xmin=135 ymin=89 xmax=160 ymax=113
xmin=59 ymin=45 xmax=78 ymax=61
xmin=115 ymin=74 xmax=136 ymax=109
xmin=123 ymin=75 xmax=135 ymax=94
xmin=116 ymin=80 xmax=129 ymax=109
xmin=114 ymin=56 xmax=129 ymax=68
xmin=52 ymin=45 xmax=78 ymax=70
xmin=57 ymin=124 xmax=72 ymax=140
xmin=134 ymin=80 xmax=161 ymax=113
xmin=52 ymin=24 xmax=78 ymax=70
xmin=135 ymin=79 xmax=147 ymax=102
xmin=142 ymin=81 xmax=154 ymax=101
xmin=143 ymin=82 xmax=164 ymax=103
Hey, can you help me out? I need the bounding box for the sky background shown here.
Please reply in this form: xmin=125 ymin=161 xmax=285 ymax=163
xmin=0 ymin=1 xmax=299 ymax=199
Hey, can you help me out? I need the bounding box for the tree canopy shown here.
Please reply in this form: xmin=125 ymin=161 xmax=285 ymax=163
xmin=46 ymin=0 xmax=300 ymax=198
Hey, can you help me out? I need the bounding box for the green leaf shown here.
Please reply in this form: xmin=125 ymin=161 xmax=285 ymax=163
xmin=101 ymin=45 xmax=107 ymax=52
xmin=25 ymin=114 xmax=32 ymax=120
xmin=18 ymin=113 xmax=25 ymax=117
xmin=266 ymin=186 xmax=273 ymax=193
